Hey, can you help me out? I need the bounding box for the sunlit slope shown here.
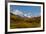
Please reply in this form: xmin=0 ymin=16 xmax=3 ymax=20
xmin=10 ymin=13 xmax=41 ymax=29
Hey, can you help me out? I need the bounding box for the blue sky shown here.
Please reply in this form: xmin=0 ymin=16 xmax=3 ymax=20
xmin=10 ymin=5 xmax=41 ymax=16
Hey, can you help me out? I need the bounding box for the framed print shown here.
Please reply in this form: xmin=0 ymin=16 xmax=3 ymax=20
xmin=5 ymin=1 xmax=44 ymax=33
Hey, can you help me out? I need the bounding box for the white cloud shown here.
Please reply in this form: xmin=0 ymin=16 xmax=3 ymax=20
xmin=11 ymin=10 xmax=24 ymax=16
xmin=11 ymin=10 xmax=32 ymax=18
xmin=24 ymin=14 xmax=27 ymax=17
xmin=24 ymin=14 xmax=31 ymax=18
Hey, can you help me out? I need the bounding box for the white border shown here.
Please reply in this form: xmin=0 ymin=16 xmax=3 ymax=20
xmin=7 ymin=2 xmax=43 ymax=32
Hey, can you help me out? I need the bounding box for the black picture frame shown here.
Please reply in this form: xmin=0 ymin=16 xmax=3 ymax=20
xmin=5 ymin=1 xmax=44 ymax=34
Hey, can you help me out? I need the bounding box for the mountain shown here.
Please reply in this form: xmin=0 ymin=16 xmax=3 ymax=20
xmin=10 ymin=10 xmax=33 ymax=18
xmin=10 ymin=13 xmax=41 ymax=28
xmin=10 ymin=10 xmax=24 ymax=17
xmin=10 ymin=13 xmax=41 ymax=22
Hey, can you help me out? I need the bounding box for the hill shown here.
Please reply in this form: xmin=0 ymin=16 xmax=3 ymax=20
xmin=10 ymin=13 xmax=41 ymax=29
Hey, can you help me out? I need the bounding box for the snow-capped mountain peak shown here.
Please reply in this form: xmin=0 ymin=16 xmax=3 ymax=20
xmin=11 ymin=10 xmax=24 ymax=16
xmin=10 ymin=10 xmax=32 ymax=18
